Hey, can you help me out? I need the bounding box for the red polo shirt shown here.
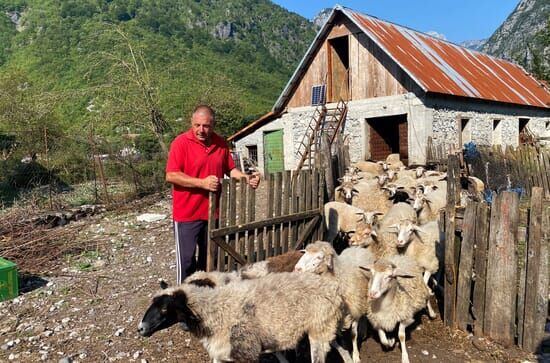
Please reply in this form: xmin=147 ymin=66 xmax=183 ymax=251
xmin=166 ymin=130 xmax=235 ymax=222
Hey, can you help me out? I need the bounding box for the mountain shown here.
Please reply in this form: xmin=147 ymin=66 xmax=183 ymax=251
xmin=459 ymin=39 xmax=487 ymax=51
xmin=0 ymin=0 xmax=317 ymax=138
xmin=481 ymin=0 xmax=549 ymax=80
xmin=312 ymin=8 xmax=331 ymax=31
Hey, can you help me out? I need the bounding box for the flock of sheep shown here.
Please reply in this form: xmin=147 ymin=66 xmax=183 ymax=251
xmin=138 ymin=155 xmax=485 ymax=363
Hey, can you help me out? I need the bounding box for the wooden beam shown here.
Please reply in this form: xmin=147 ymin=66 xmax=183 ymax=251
xmin=292 ymin=216 xmax=321 ymax=251
xmin=212 ymin=237 xmax=247 ymax=266
xmin=456 ymin=201 xmax=477 ymax=331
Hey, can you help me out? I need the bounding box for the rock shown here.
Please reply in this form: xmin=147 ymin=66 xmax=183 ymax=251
xmin=133 ymin=351 xmax=142 ymax=359
xmin=114 ymin=328 xmax=125 ymax=337
xmin=472 ymin=337 xmax=489 ymax=351
xmin=421 ymin=350 xmax=429 ymax=356
xmin=61 ymin=318 xmax=70 ymax=325
xmin=136 ymin=213 xmax=166 ymax=223
xmin=140 ymin=359 xmax=148 ymax=363
xmin=58 ymin=358 xmax=72 ymax=363
xmin=44 ymin=330 xmax=53 ymax=337
xmin=1 ymin=344 xmax=9 ymax=350
xmin=146 ymin=256 xmax=153 ymax=263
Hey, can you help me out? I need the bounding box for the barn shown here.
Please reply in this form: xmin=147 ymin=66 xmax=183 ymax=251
xmin=228 ymin=5 xmax=550 ymax=175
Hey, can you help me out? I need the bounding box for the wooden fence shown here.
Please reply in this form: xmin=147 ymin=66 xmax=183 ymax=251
xmin=467 ymin=144 xmax=550 ymax=199
xmin=443 ymin=156 xmax=549 ymax=352
xmin=206 ymin=169 xmax=324 ymax=272
xmin=425 ymin=136 xmax=461 ymax=170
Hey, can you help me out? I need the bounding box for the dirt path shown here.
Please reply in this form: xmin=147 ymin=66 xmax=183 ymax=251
xmin=0 ymin=197 xmax=540 ymax=363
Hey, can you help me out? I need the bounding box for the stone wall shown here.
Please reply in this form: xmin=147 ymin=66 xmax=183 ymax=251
xmin=427 ymin=97 xmax=550 ymax=149
xmin=233 ymin=94 xmax=549 ymax=174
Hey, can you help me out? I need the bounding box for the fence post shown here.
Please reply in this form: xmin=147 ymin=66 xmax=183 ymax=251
xmin=484 ymin=191 xmax=519 ymax=347
xmin=207 ymin=192 xmax=217 ymax=272
xmin=472 ymin=202 xmax=490 ymax=336
xmin=444 ymin=154 xmax=459 ymax=327
xmin=456 ymin=201 xmax=477 ymax=330
xmin=321 ymin=134 xmax=334 ymax=201
xmin=522 ymin=187 xmax=547 ymax=352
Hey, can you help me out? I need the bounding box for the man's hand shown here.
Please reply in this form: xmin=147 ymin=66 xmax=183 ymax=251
xmin=247 ymin=172 xmax=261 ymax=189
xmin=202 ymin=175 xmax=219 ymax=192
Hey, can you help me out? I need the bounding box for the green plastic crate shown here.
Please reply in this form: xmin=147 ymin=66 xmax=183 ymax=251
xmin=0 ymin=257 xmax=18 ymax=302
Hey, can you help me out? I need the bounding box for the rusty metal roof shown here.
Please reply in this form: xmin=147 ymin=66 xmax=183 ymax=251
xmin=272 ymin=5 xmax=550 ymax=112
xmin=344 ymin=7 xmax=550 ymax=108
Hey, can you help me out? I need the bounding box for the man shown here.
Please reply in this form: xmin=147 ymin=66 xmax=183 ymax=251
xmin=166 ymin=105 xmax=260 ymax=283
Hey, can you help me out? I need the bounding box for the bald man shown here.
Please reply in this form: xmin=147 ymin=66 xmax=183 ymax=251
xmin=166 ymin=105 xmax=260 ymax=282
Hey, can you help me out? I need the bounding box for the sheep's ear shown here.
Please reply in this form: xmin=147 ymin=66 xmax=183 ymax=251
xmin=370 ymin=229 xmax=378 ymax=237
xmin=299 ymin=249 xmax=306 ymax=253
xmin=159 ymin=280 xmax=169 ymax=290
xmin=337 ymin=177 xmax=343 ymax=183
xmin=392 ymin=267 xmax=415 ymax=278
xmin=335 ymin=185 xmax=342 ymax=191
xmin=352 ymin=188 xmax=359 ymax=193
xmin=432 ymin=185 xmax=439 ymax=190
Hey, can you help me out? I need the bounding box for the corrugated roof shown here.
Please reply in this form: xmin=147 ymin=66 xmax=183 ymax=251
xmin=272 ymin=5 xmax=550 ymax=112
xmin=343 ymin=7 xmax=550 ymax=108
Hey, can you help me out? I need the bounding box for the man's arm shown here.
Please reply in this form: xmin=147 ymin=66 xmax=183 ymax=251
xmin=166 ymin=171 xmax=219 ymax=191
xmin=229 ymin=168 xmax=260 ymax=189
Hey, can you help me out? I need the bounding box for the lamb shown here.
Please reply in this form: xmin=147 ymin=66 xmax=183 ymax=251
xmin=378 ymin=202 xmax=417 ymax=232
xmin=359 ymin=255 xmax=432 ymax=363
xmin=294 ymin=241 xmax=376 ymax=363
xmin=139 ymin=273 xmax=348 ymax=363
xmin=324 ymin=201 xmax=367 ymax=243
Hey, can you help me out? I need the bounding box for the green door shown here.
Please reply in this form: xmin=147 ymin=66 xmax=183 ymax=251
xmin=263 ymin=129 xmax=284 ymax=174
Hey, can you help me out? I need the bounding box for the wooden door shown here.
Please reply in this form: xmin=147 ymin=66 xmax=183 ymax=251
xmin=263 ymin=129 xmax=284 ymax=174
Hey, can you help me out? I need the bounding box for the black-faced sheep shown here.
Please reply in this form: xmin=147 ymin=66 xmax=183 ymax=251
xmin=139 ymin=273 xmax=347 ymax=363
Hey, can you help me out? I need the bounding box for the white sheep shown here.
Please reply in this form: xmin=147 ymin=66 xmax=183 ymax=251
xmin=294 ymin=241 xmax=376 ymax=363
xmin=139 ymin=273 xmax=348 ymax=363
xmin=360 ymin=255 xmax=432 ymax=363
xmin=354 ymin=161 xmax=384 ymax=174
xmin=378 ymin=202 xmax=417 ymax=232
xmin=412 ymin=187 xmax=447 ymax=223
xmin=391 ymin=219 xmax=441 ymax=318
xmin=350 ymin=179 xmax=393 ymax=214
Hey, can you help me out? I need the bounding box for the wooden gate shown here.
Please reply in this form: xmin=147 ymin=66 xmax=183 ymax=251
xmin=207 ymin=169 xmax=324 ymax=272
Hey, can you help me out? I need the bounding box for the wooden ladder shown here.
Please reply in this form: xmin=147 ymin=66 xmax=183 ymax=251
xmin=293 ymin=99 xmax=348 ymax=179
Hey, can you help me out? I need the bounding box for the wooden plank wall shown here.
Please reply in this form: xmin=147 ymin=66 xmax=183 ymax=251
xmin=207 ymin=170 xmax=324 ymax=272
xmin=442 ymin=186 xmax=549 ymax=352
xmin=287 ymin=17 xmax=412 ymax=108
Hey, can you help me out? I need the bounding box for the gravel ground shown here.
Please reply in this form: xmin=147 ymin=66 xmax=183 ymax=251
xmin=0 ymin=195 xmax=544 ymax=363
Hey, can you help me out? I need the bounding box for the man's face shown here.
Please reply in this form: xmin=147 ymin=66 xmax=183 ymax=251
xmin=191 ymin=111 xmax=214 ymax=143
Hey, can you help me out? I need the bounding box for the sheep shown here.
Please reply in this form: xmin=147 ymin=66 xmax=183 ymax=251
xmin=354 ymin=161 xmax=384 ymax=174
xmin=324 ymin=201 xmax=367 ymax=243
xmin=359 ymin=255 xmax=432 ymax=363
xmin=412 ymin=187 xmax=447 ymax=223
xmin=378 ymin=202 xmax=417 ymax=231
xmin=415 ymin=166 xmax=426 ymax=178
xmin=349 ymin=178 xmax=394 ymax=214
xmin=294 ymin=241 xmax=376 ymax=363
xmin=335 ymin=180 xmax=359 ymax=204
xmin=391 ymin=219 xmax=441 ymax=318
xmin=239 ymin=250 xmax=305 ymax=279
xmin=185 ymin=270 xmax=241 ymax=287
xmin=139 ymin=273 xmax=348 ymax=363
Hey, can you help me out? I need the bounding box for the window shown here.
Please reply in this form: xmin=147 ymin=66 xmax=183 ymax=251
xmin=460 ymin=118 xmax=471 ymax=146
xmin=246 ymin=145 xmax=258 ymax=163
xmin=519 ymin=118 xmax=529 ymax=145
xmin=311 ymin=85 xmax=326 ymax=106
xmin=492 ymin=119 xmax=502 ymax=145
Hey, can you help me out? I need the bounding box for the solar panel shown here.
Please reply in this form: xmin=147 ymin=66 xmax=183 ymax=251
xmin=311 ymin=85 xmax=326 ymax=106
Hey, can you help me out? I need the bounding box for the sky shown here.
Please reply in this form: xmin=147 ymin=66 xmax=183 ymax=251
xmin=271 ymin=0 xmax=520 ymax=44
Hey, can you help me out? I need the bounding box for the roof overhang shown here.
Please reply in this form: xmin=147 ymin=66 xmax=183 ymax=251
xmin=227 ymin=111 xmax=279 ymax=142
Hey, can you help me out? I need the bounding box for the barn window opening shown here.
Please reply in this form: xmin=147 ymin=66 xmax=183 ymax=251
xmin=311 ymin=85 xmax=326 ymax=106
xmin=492 ymin=119 xmax=502 ymax=145
xmin=519 ymin=118 xmax=529 ymax=145
xmin=328 ymin=35 xmax=349 ymax=102
xmin=460 ymin=118 xmax=471 ymax=146
xmin=246 ymin=145 xmax=258 ymax=163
